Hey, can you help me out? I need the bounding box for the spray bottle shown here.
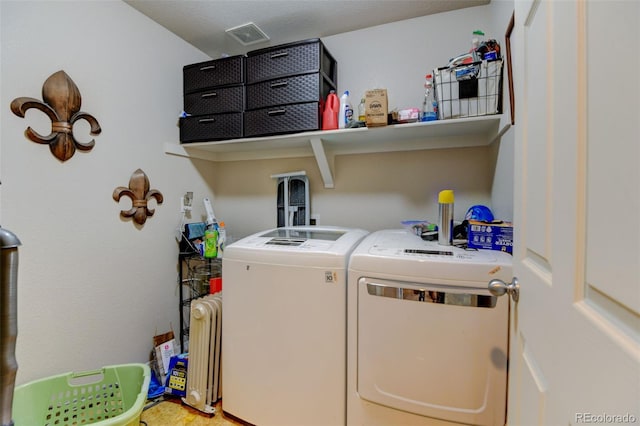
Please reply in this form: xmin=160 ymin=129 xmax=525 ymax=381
xmin=216 ymin=221 xmax=226 ymax=258
xmin=421 ymin=74 xmax=437 ymax=122
xmin=470 ymin=30 xmax=485 ymax=52
xmin=203 ymin=197 xmax=218 ymax=258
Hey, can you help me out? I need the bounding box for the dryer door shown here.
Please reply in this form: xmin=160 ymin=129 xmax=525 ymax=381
xmin=357 ymin=277 xmax=508 ymax=426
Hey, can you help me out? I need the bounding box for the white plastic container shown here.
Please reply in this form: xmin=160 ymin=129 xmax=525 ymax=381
xmin=339 ymin=90 xmax=352 ymax=129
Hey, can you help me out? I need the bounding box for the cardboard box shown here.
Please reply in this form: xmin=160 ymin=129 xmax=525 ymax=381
xmin=153 ymin=331 xmax=177 ymax=383
xmin=365 ymin=89 xmax=388 ymax=127
xmin=467 ymin=220 xmax=513 ymax=254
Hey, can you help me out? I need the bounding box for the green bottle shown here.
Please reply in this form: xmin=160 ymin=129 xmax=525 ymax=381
xmin=204 ymin=228 xmax=218 ymax=258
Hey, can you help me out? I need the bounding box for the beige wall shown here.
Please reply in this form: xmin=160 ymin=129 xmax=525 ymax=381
xmin=1 ymin=0 xmax=515 ymax=385
xmin=202 ymin=3 xmax=515 ymax=241
xmin=208 ymin=146 xmax=496 ymax=239
xmin=1 ymin=0 xmax=212 ymax=384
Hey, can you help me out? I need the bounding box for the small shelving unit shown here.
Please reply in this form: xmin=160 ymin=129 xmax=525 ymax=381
xmin=165 ymin=115 xmax=507 ymax=188
xmin=178 ymin=253 xmax=221 ymax=352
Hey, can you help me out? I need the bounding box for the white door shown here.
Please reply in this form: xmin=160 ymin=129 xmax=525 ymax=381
xmin=508 ymin=0 xmax=639 ymax=425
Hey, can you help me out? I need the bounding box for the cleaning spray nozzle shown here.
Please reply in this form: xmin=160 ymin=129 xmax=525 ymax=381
xmin=203 ymin=197 xmax=217 ymax=227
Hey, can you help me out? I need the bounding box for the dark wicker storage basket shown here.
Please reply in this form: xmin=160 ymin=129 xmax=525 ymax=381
xmin=244 ymin=102 xmax=321 ymax=137
xmin=180 ymin=113 xmax=243 ymax=143
xmin=183 ymin=55 xmax=245 ymax=94
xmin=246 ymin=72 xmax=335 ymax=110
xmin=184 ymin=85 xmax=245 ymax=115
xmin=246 ymin=39 xmax=337 ymax=87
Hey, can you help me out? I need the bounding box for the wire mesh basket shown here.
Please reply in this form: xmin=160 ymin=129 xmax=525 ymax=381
xmin=12 ymin=363 xmax=150 ymax=426
xmin=434 ymin=59 xmax=503 ymax=120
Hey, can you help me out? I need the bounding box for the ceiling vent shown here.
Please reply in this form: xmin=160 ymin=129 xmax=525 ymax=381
xmin=225 ymin=22 xmax=270 ymax=46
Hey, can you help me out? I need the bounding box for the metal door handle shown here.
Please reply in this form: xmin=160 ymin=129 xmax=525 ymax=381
xmin=488 ymin=277 xmax=519 ymax=302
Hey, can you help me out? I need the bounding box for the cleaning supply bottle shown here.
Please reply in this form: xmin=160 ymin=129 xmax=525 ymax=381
xmin=204 ymin=224 xmax=218 ymax=258
xmin=322 ymin=90 xmax=339 ymax=130
xmin=338 ymin=90 xmax=352 ymax=129
xmin=437 ymin=189 xmax=454 ymax=246
xmin=470 ymin=30 xmax=485 ymax=52
xmin=421 ymin=74 xmax=438 ymax=122
xmin=203 ymin=197 xmax=218 ymax=258
xmin=216 ymin=221 xmax=226 ymax=258
xmin=358 ymin=97 xmax=366 ymax=122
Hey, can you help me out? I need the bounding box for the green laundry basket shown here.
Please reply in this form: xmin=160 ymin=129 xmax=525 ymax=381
xmin=11 ymin=363 xmax=150 ymax=426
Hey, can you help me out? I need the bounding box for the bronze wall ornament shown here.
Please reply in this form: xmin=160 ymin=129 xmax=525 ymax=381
xmin=10 ymin=70 xmax=101 ymax=162
xmin=113 ymin=169 xmax=164 ymax=226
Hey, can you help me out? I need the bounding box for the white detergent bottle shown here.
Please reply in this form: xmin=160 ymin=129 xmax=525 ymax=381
xmin=338 ymin=90 xmax=352 ymax=129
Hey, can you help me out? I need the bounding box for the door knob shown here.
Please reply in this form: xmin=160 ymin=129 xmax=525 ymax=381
xmin=488 ymin=277 xmax=519 ymax=302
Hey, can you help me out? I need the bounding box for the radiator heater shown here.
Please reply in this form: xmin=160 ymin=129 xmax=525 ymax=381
xmin=182 ymin=294 xmax=223 ymax=414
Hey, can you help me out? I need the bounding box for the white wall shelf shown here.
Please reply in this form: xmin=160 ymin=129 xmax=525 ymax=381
xmin=164 ymin=115 xmax=506 ymax=188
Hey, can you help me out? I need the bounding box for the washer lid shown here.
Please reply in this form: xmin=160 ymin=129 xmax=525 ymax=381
xmin=260 ymin=228 xmax=346 ymax=246
xmin=224 ymin=226 xmax=369 ymax=265
xmin=356 ymin=229 xmax=507 ymax=261
xmin=349 ymin=229 xmax=513 ymax=284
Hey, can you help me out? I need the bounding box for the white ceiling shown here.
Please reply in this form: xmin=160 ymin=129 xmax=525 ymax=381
xmin=124 ymin=0 xmax=490 ymax=57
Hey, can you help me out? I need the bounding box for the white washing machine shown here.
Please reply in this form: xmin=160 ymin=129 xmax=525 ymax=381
xmin=222 ymin=226 xmax=368 ymax=426
xmin=347 ymin=229 xmax=512 ymax=426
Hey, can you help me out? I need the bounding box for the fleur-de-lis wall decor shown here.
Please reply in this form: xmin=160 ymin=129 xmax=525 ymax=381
xmin=113 ymin=169 xmax=164 ymax=226
xmin=10 ymin=70 xmax=101 ymax=162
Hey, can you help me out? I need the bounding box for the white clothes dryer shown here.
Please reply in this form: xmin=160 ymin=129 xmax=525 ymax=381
xmin=347 ymin=229 xmax=512 ymax=426
xmin=222 ymin=226 xmax=368 ymax=426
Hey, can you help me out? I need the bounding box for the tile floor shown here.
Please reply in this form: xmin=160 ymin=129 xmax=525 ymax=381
xmin=141 ymin=397 xmax=246 ymax=426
